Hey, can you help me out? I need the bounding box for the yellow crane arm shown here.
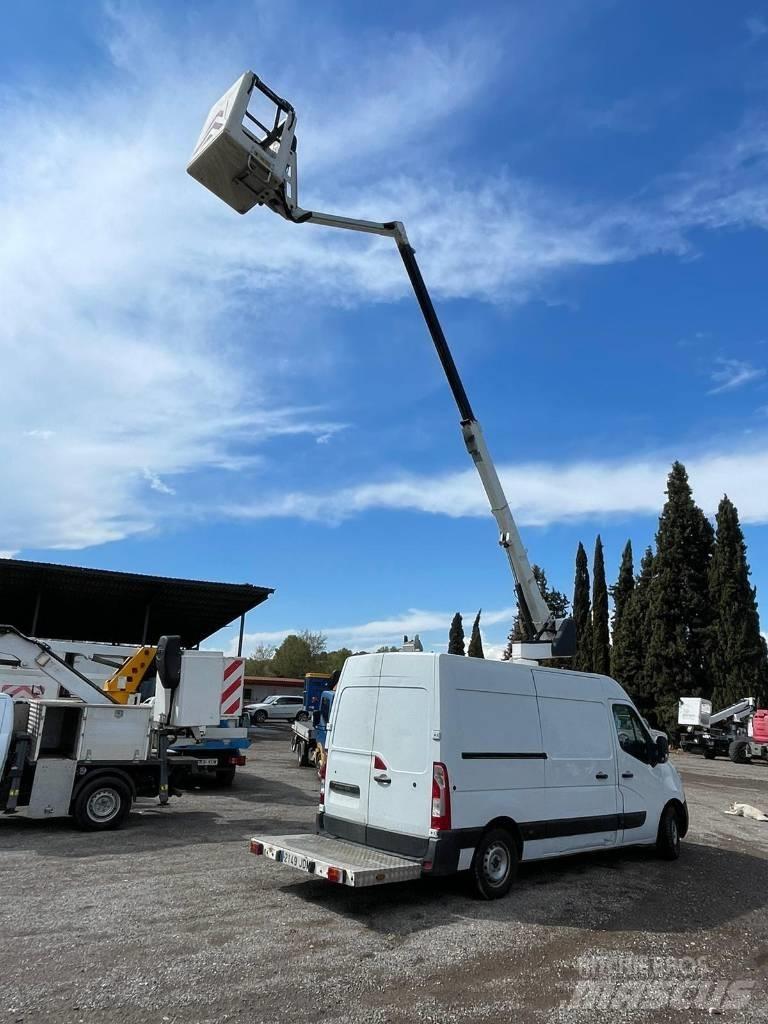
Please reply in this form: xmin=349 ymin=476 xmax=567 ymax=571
xmin=102 ymin=646 xmax=157 ymax=704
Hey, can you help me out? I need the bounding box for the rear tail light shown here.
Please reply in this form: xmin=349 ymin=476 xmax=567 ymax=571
xmin=431 ymin=762 xmax=451 ymax=831
xmin=229 ymin=755 xmax=247 ymax=766
xmin=373 ymin=754 xmax=387 ymax=770
xmin=250 ymin=840 xmax=264 ymax=855
xmin=327 ymin=866 xmax=344 ymax=883
xmin=319 ymin=784 xmax=325 ymax=806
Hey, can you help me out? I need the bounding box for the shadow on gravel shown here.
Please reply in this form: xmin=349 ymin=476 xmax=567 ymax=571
xmin=279 ymin=840 xmax=768 ymax=938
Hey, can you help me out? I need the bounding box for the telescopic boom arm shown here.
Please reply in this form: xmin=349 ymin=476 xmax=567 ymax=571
xmin=186 ymin=71 xmax=574 ymax=653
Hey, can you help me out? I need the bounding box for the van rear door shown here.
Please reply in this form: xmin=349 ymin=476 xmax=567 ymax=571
xmin=365 ymin=655 xmax=433 ymax=855
xmin=324 ymin=655 xmax=383 ymax=844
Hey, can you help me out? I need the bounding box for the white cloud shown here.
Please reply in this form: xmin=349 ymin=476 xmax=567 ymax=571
xmin=228 ymin=441 xmax=768 ymax=528
xmin=233 ymin=605 xmax=515 ymax=655
xmin=708 ymin=358 xmax=765 ymax=394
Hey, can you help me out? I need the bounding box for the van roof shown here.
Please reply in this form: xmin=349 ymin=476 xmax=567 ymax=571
xmin=341 ymin=651 xmax=630 ymax=702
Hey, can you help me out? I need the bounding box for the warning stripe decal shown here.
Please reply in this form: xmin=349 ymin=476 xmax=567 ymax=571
xmin=223 ymin=659 xmax=241 ymax=681
xmin=221 ymin=658 xmax=244 ymax=717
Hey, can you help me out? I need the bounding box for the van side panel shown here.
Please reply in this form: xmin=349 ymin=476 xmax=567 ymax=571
xmin=439 ymin=658 xmax=549 ymax=858
xmin=533 ymin=670 xmax=619 ymax=853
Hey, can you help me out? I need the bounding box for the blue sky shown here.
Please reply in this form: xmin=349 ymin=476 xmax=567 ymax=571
xmin=3 ymin=2 xmax=768 ymax=658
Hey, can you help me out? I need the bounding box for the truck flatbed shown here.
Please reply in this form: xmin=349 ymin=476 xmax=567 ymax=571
xmin=249 ymin=832 xmax=423 ymax=887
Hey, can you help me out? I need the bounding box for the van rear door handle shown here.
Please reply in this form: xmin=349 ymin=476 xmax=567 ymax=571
xmin=622 ymin=772 xmax=634 ymax=779
xmin=595 ymin=772 xmax=609 ymax=780
xmin=373 ymin=773 xmax=391 ymax=785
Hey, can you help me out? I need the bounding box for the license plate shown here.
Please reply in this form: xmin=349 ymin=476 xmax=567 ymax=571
xmin=197 ymin=758 xmax=218 ymax=767
xmin=280 ymin=850 xmax=310 ymax=871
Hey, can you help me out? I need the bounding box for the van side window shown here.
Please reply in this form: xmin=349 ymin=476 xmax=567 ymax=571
xmin=612 ymin=704 xmax=651 ymax=763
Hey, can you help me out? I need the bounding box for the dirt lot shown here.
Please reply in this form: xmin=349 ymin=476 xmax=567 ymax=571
xmin=2 ymin=729 xmax=768 ymax=1024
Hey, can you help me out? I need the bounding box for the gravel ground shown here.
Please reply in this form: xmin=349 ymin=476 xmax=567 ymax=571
xmin=2 ymin=729 xmax=768 ymax=1024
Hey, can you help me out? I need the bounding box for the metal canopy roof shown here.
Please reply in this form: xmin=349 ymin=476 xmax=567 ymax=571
xmin=0 ymin=558 xmax=273 ymax=648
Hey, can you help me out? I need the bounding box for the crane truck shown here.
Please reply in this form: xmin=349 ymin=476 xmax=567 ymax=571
xmin=182 ymin=75 xmax=684 ymax=898
xmin=678 ymin=696 xmax=768 ymax=763
xmin=0 ymin=637 xmax=249 ymax=786
xmin=0 ymin=627 xmax=196 ymax=829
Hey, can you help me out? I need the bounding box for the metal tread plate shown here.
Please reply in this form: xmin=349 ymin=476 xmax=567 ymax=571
xmin=251 ymin=832 xmax=423 ymax=887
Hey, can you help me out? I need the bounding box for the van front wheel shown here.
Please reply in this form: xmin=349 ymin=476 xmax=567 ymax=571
xmin=656 ymin=804 xmax=681 ymax=860
xmin=471 ymin=828 xmax=518 ymax=900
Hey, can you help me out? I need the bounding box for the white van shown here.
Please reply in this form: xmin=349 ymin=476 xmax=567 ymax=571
xmin=250 ymin=653 xmax=687 ymax=899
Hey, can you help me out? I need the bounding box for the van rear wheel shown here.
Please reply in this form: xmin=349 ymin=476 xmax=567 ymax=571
xmin=471 ymin=828 xmax=518 ymax=900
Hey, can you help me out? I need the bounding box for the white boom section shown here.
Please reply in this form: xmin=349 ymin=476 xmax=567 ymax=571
xmin=709 ymin=697 xmax=756 ymax=727
xmin=0 ymin=627 xmax=115 ymax=705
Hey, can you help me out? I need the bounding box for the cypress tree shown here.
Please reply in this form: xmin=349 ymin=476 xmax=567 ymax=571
xmin=613 ymin=546 xmax=654 ymax=715
xmin=448 ymin=612 xmax=465 ymax=656
xmin=645 ymin=462 xmax=714 ymax=731
xmin=708 ymin=496 xmax=768 ymax=708
xmin=572 ymin=542 xmax=592 ymax=672
xmin=467 ymin=610 xmax=485 ymax=659
xmin=591 ymin=535 xmax=610 ymax=674
xmin=611 ymin=540 xmax=635 ymax=636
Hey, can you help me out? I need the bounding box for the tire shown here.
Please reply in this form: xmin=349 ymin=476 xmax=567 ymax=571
xmin=471 ymin=828 xmax=518 ymax=900
xmin=72 ymin=775 xmax=132 ymax=831
xmin=656 ymin=804 xmax=681 ymax=860
xmin=296 ymin=742 xmax=310 ymax=768
xmin=703 ymin=748 xmax=716 ymax=760
xmin=729 ymin=739 xmax=751 ymax=764
xmin=215 ymin=767 xmax=236 ymax=786
xmin=253 ymin=710 xmax=267 ymax=725
xmin=295 ymin=710 xmax=310 ymax=722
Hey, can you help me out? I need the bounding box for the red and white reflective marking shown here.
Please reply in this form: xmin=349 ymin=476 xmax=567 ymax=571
xmin=221 ymin=658 xmax=245 ymax=717
xmin=1 ymin=683 xmax=45 ymax=699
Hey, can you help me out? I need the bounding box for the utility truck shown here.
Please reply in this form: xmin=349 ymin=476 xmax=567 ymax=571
xmin=0 ymin=628 xmax=197 ymax=829
xmin=187 ymin=73 xmax=686 ymax=898
xmin=291 ymin=682 xmax=335 ymax=770
xmin=678 ymin=696 xmax=768 ymax=763
xmin=0 ymin=638 xmax=249 ymax=785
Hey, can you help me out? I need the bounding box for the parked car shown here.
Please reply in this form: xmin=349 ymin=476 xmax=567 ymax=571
xmin=246 ymin=694 xmax=304 ymax=724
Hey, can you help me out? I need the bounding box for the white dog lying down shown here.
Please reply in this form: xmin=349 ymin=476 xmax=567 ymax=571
xmin=724 ymin=802 xmax=768 ymax=821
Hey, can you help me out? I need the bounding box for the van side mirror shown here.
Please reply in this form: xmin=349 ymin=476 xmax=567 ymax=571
xmin=655 ymin=735 xmax=669 ymax=765
xmin=156 ymin=635 xmax=182 ymax=691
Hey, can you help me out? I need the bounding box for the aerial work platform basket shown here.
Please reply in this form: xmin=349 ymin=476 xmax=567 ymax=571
xmin=187 ymin=72 xmax=298 ymax=216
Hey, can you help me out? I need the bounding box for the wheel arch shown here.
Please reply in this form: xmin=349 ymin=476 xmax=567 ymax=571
xmin=664 ymin=798 xmax=688 ymax=838
xmin=481 ymin=816 xmax=524 ymax=859
xmin=71 ymin=767 xmax=137 ymax=806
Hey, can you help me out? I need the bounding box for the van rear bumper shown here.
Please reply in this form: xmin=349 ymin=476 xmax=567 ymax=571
xmin=318 ymin=813 xmax=482 ymax=876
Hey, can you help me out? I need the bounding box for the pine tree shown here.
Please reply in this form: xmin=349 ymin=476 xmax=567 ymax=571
xmin=448 ymin=612 xmax=465 ymax=656
xmin=613 ymin=547 xmax=655 ymax=714
xmin=708 ymin=496 xmax=768 ymax=708
xmin=645 ymin=462 xmax=714 ymax=731
xmin=467 ymin=610 xmax=485 ymax=659
xmin=502 ymin=565 xmax=568 ymax=659
xmin=591 ymin=536 xmax=610 ymax=674
xmin=572 ymin=542 xmax=592 ymax=672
